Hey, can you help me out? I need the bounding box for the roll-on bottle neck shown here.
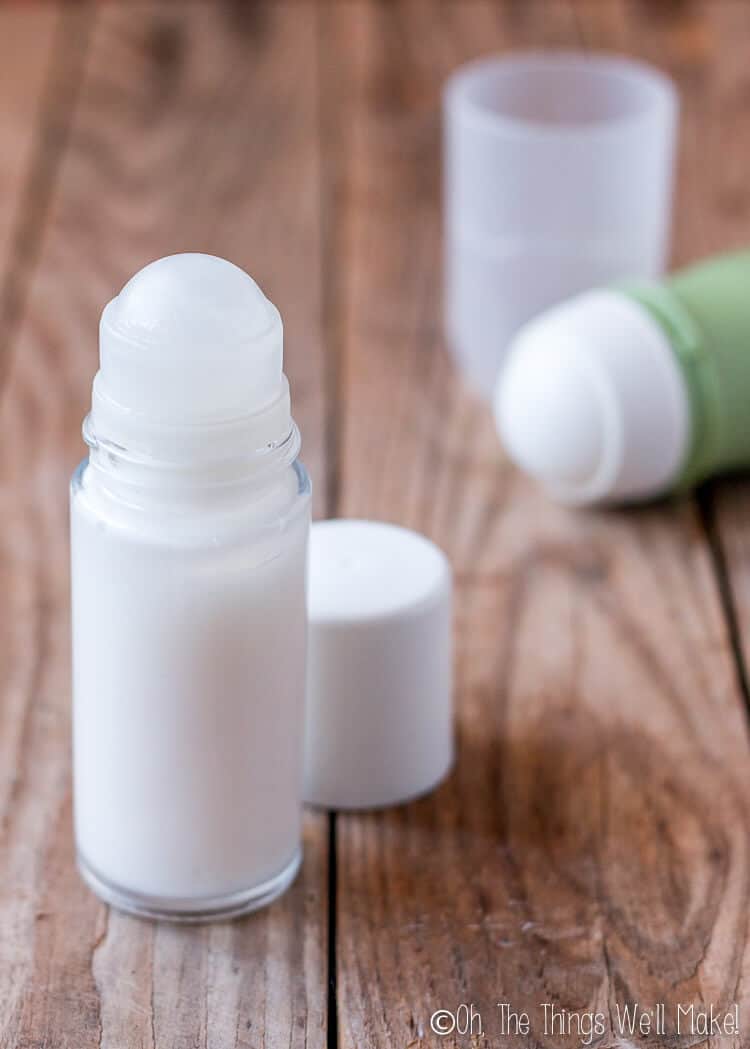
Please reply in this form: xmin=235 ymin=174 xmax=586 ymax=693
xmin=85 ymin=253 xmax=298 ymax=486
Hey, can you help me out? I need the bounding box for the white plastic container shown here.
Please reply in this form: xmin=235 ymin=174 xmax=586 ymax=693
xmin=71 ymin=254 xmax=311 ymax=921
xmin=444 ymin=52 xmax=678 ymax=394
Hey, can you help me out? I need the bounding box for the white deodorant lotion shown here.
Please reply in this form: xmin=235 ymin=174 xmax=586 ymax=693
xmin=70 ymin=254 xmax=311 ymax=921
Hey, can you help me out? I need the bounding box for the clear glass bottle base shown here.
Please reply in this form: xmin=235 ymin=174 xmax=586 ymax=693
xmin=77 ymin=848 xmax=302 ymax=923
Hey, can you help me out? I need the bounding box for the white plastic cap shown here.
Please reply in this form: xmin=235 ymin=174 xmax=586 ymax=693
xmin=494 ymin=290 xmax=691 ymax=504
xmin=443 ymin=53 xmax=678 ymax=395
xmin=304 ymin=520 xmax=454 ymax=810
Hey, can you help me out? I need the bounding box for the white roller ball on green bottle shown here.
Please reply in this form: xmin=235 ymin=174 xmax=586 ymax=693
xmin=495 ymin=250 xmax=750 ymax=504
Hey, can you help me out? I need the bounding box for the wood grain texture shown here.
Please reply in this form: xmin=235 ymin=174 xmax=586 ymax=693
xmin=327 ymin=2 xmax=750 ymax=1047
xmin=0 ymin=5 xmax=59 ymax=281
xmin=671 ymin=0 xmax=750 ymax=752
xmin=0 ymin=4 xmax=327 ymax=1048
xmin=0 ymin=3 xmax=73 ymax=396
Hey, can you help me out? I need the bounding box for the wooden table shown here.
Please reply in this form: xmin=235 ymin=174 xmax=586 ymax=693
xmin=2 ymin=2 xmax=750 ymax=1046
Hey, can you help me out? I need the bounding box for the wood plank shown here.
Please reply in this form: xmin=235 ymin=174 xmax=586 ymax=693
xmin=0 ymin=4 xmax=327 ymax=1048
xmin=0 ymin=6 xmax=93 ymax=1044
xmin=0 ymin=4 xmax=60 ymax=283
xmin=0 ymin=3 xmax=68 ymax=385
xmin=327 ymin=2 xmax=750 ymax=1046
xmin=680 ymin=0 xmax=750 ymax=981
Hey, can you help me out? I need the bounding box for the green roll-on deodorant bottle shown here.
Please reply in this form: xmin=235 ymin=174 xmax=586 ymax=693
xmin=495 ymin=250 xmax=750 ymax=504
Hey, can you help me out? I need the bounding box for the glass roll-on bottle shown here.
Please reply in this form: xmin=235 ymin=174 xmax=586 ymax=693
xmin=70 ymin=253 xmax=311 ymax=921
